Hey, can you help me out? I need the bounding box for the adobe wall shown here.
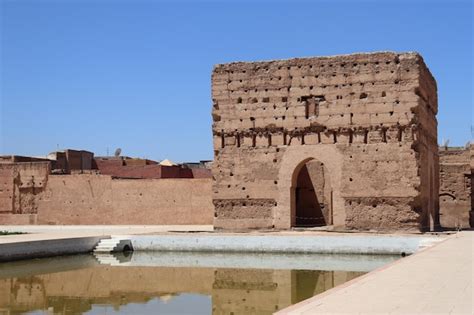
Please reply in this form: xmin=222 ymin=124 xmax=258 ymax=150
xmin=439 ymin=147 xmax=472 ymax=229
xmin=0 ymin=162 xmax=50 ymax=218
xmin=0 ymin=164 xmax=213 ymax=225
xmin=212 ymin=52 xmax=438 ymax=232
xmin=37 ymin=175 xmax=213 ymax=225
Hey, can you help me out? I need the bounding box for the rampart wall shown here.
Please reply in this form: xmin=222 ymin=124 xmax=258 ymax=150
xmin=0 ymin=163 xmax=213 ymax=225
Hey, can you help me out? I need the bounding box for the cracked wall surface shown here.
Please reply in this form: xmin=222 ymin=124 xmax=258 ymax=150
xmin=0 ymin=162 xmax=50 ymax=223
xmin=439 ymin=146 xmax=473 ymax=229
xmin=211 ymin=51 xmax=439 ymax=231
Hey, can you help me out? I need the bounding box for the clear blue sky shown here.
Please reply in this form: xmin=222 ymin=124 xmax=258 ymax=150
xmin=1 ymin=0 xmax=472 ymax=162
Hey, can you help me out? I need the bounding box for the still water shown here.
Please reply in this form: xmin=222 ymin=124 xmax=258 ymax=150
xmin=0 ymin=252 xmax=398 ymax=314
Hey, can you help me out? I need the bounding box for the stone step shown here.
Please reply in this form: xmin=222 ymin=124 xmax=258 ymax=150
xmin=93 ymin=237 xmax=133 ymax=253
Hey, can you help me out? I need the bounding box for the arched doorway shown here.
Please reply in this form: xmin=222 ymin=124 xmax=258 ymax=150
xmin=292 ymin=159 xmax=332 ymax=227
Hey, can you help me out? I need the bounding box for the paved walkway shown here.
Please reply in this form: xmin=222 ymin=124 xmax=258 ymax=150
xmin=0 ymin=225 xmax=214 ymax=235
xmin=277 ymin=231 xmax=473 ymax=315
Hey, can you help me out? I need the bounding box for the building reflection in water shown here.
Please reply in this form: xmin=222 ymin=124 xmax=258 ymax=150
xmin=0 ymin=253 xmax=377 ymax=315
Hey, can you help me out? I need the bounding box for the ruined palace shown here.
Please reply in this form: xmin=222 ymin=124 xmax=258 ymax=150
xmin=439 ymin=145 xmax=474 ymax=229
xmin=212 ymin=52 xmax=439 ymax=232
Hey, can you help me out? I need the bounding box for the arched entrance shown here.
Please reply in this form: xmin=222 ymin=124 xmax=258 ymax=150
xmin=273 ymin=145 xmax=343 ymax=230
xmin=292 ymin=159 xmax=332 ymax=227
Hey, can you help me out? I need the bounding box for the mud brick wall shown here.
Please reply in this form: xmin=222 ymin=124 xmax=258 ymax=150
xmin=0 ymin=162 xmax=50 ymax=219
xmin=211 ymin=51 xmax=439 ymax=231
xmin=0 ymin=165 xmax=213 ymax=225
xmin=439 ymin=147 xmax=472 ymax=229
xmin=35 ymin=175 xmax=213 ymax=225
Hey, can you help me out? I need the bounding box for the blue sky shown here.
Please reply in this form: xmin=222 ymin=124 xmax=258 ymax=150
xmin=1 ymin=0 xmax=472 ymax=162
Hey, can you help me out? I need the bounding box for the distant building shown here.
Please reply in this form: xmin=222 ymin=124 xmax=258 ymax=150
xmin=0 ymin=155 xmax=50 ymax=163
xmin=94 ymin=156 xmax=210 ymax=179
xmin=48 ymin=149 xmax=94 ymax=174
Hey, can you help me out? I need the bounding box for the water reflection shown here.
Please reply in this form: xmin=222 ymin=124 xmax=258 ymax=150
xmin=0 ymin=252 xmax=398 ymax=314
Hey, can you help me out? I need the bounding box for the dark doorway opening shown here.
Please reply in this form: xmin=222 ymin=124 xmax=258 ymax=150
xmin=294 ymin=161 xmax=332 ymax=227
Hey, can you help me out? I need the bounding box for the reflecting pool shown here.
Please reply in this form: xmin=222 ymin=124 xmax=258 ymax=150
xmin=0 ymin=252 xmax=399 ymax=314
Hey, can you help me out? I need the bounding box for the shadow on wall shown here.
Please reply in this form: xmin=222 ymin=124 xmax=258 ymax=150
xmin=293 ymin=160 xmax=332 ymax=227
